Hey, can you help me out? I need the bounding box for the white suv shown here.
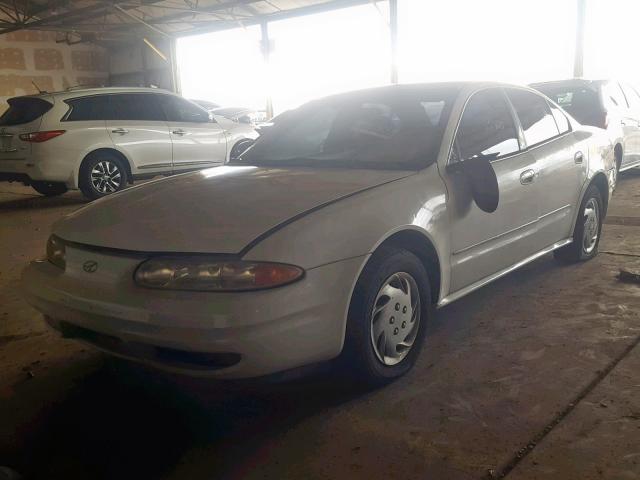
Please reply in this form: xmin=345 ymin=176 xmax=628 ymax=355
xmin=0 ymin=87 xmax=258 ymax=199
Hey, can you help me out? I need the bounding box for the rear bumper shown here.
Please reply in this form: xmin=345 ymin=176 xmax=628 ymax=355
xmin=21 ymin=254 xmax=365 ymax=378
xmin=0 ymin=146 xmax=77 ymax=187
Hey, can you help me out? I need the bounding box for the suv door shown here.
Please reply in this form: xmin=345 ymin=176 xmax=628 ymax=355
xmin=620 ymin=83 xmax=640 ymax=168
xmin=105 ymin=93 xmax=173 ymax=173
xmin=602 ymin=81 xmax=638 ymax=166
xmin=160 ymin=95 xmax=228 ymax=170
xmin=446 ymin=88 xmax=540 ymax=294
xmin=506 ymin=88 xmax=583 ymax=247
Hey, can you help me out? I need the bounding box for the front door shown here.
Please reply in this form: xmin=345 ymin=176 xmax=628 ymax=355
xmin=105 ymin=93 xmax=173 ymax=174
xmin=160 ymin=95 xmax=228 ymax=171
xmin=445 ymin=88 xmax=540 ymax=294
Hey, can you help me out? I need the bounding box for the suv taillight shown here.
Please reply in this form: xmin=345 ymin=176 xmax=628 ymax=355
xmin=19 ymin=130 xmax=66 ymax=142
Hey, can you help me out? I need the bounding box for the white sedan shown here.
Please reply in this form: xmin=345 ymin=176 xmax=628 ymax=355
xmin=22 ymin=82 xmax=615 ymax=384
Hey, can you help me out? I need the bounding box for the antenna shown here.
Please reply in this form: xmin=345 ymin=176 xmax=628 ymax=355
xmin=31 ymin=80 xmax=44 ymax=94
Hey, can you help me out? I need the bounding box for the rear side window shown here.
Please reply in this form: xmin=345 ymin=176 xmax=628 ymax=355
xmin=453 ymin=88 xmax=520 ymax=161
xmin=161 ymin=96 xmax=211 ymax=123
xmin=507 ymin=89 xmax=559 ymax=147
xmin=111 ymin=94 xmax=165 ymax=121
xmin=548 ymin=101 xmax=570 ymax=134
xmin=0 ymin=97 xmax=53 ymax=126
xmin=64 ymin=95 xmax=112 ymax=121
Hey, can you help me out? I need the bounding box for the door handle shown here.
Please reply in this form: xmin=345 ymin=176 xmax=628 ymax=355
xmin=111 ymin=128 xmax=128 ymax=135
xmin=574 ymin=151 xmax=584 ymax=164
xmin=520 ymin=169 xmax=536 ymax=185
xmin=172 ymin=129 xmax=186 ymax=135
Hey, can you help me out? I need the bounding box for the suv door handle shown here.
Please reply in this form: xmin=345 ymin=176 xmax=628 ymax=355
xmin=520 ymin=169 xmax=537 ymax=185
xmin=172 ymin=129 xmax=187 ymax=135
xmin=574 ymin=151 xmax=584 ymax=164
xmin=111 ymin=128 xmax=128 ymax=135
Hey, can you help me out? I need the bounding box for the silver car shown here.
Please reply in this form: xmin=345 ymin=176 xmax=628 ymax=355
xmin=22 ymin=82 xmax=616 ymax=385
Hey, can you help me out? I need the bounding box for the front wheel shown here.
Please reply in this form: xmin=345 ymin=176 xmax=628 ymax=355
xmin=79 ymin=154 xmax=128 ymax=200
xmin=554 ymin=184 xmax=604 ymax=263
xmin=31 ymin=181 xmax=68 ymax=197
xmin=229 ymin=139 xmax=254 ymax=162
xmin=340 ymin=246 xmax=431 ymax=386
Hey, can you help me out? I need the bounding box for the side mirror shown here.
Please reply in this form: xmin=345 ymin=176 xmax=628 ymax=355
xmin=446 ymin=157 xmax=500 ymax=213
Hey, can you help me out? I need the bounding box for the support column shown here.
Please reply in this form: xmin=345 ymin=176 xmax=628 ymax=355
xmin=169 ymin=37 xmax=180 ymax=93
xmin=261 ymin=21 xmax=274 ymax=119
xmin=573 ymin=0 xmax=587 ymax=78
xmin=389 ymin=0 xmax=399 ymax=84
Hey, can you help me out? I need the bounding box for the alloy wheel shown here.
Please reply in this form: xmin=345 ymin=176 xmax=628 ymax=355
xmin=582 ymin=197 xmax=599 ymax=254
xmin=91 ymin=160 xmax=122 ymax=193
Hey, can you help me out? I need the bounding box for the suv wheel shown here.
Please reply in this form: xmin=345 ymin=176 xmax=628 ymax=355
xmin=340 ymin=246 xmax=431 ymax=386
xmin=31 ymin=181 xmax=68 ymax=197
xmin=79 ymin=154 xmax=128 ymax=200
xmin=554 ymin=184 xmax=604 ymax=263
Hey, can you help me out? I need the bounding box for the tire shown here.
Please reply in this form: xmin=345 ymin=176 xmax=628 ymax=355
xmin=340 ymin=246 xmax=432 ymax=386
xmin=79 ymin=153 xmax=128 ymax=200
xmin=31 ymin=181 xmax=68 ymax=196
xmin=229 ymin=139 xmax=254 ymax=162
xmin=554 ymin=184 xmax=604 ymax=263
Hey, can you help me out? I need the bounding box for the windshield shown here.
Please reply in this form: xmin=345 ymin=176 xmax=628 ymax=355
xmin=235 ymin=86 xmax=459 ymax=170
xmin=0 ymin=97 xmax=53 ymax=126
xmin=533 ymin=84 xmax=602 ymax=126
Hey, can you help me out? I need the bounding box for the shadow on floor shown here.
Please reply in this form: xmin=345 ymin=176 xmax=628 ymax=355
xmin=0 ymin=194 xmax=88 ymax=211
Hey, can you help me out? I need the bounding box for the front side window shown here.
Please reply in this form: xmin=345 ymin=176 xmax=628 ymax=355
xmin=237 ymin=86 xmax=459 ymax=170
xmin=507 ymin=89 xmax=559 ymax=147
xmin=162 ymin=96 xmax=210 ymax=123
xmin=453 ymin=88 xmax=520 ymax=161
xmin=110 ymin=94 xmax=165 ymax=122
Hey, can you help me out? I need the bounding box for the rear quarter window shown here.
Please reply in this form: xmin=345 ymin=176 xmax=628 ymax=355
xmin=0 ymin=97 xmax=53 ymax=126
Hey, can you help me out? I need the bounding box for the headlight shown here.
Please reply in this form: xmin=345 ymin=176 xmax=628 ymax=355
xmin=134 ymin=258 xmax=304 ymax=291
xmin=46 ymin=235 xmax=66 ymax=270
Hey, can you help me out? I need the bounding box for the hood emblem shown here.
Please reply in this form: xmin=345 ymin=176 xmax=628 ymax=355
xmin=83 ymin=260 xmax=98 ymax=273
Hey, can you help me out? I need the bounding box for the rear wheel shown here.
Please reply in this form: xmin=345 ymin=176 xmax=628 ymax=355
xmin=31 ymin=181 xmax=68 ymax=196
xmin=554 ymin=184 xmax=603 ymax=263
xmin=79 ymin=153 xmax=128 ymax=200
xmin=340 ymin=246 xmax=431 ymax=386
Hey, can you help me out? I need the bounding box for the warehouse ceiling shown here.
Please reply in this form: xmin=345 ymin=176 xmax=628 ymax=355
xmin=0 ymin=0 xmax=372 ymax=45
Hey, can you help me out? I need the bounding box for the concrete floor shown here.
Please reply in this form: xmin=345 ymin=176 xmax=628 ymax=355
xmin=1 ymin=173 xmax=639 ymax=480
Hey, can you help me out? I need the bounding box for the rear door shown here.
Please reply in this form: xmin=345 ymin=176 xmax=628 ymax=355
xmin=0 ymin=96 xmax=53 ymax=161
xmin=506 ymin=88 xmax=583 ymax=247
xmin=159 ymin=95 xmax=227 ymax=170
xmin=446 ymin=88 xmax=540 ymax=293
xmin=619 ymin=83 xmax=640 ymax=167
xmin=105 ymin=93 xmax=173 ymax=173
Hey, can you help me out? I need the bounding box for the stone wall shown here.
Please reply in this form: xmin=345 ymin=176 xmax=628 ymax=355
xmin=0 ymin=31 xmax=108 ymax=113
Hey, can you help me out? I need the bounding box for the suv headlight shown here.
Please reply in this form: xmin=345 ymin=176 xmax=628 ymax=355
xmin=46 ymin=235 xmax=66 ymax=270
xmin=134 ymin=258 xmax=304 ymax=292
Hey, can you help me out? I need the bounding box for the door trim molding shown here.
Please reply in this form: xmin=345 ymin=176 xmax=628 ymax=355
xmin=439 ymin=237 xmax=573 ymax=308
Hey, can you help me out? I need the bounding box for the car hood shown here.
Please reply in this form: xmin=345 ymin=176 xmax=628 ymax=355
xmin=54 ymin=166 xmax=413 ymax=254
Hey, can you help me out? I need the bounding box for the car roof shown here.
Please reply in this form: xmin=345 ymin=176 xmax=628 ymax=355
xmin=530 ymin=78 xmax=608 ymax=89
xmin=17 ymin=86 xmax=175 ymax=102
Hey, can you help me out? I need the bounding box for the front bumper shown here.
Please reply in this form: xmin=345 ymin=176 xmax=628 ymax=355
xmin=21 ymin=249 xmax=366 ymax=378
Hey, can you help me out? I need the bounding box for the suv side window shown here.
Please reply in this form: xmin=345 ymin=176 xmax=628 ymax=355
xmin=621 ymin=83 xmax=640 ymax=109
xmin=161 ymin=96 xmax=211 ymax=123
xmin=548 ymin=100 xmax=571 ymax=134
xmin=507 ymin=89 xmax=559 ymax=147
xmin=64 ymin=95 xmax=113 ymax=121
xmin=602 ymin=82 xmax=628 ymax=110
xmin=453 ymin=88 xmax=520 ymax=161
xmin=111 ymin=93 xmax=165 ymax=122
